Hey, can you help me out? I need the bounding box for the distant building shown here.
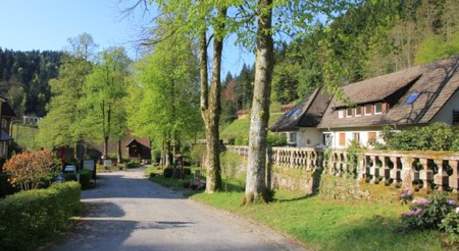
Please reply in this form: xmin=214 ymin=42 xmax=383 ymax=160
xmin=0 ymin=97 xmax=16 ymax=159
xmin=22 ymin=115 xmax=41 ymax=126
xmin=126 ymin=139 xmax=151 ymax=160
xmin=271 ymin=57 xmax=459 ymax=149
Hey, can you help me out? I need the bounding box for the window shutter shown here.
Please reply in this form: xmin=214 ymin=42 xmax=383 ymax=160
xmin=339 ymin=132 xmax=346 ymax=146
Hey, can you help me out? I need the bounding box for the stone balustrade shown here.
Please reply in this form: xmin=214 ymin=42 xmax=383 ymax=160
xmin=226 ymin=145 xmax=459 ymax=193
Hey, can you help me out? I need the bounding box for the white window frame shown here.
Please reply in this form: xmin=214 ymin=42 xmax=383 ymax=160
xmin=346 ymin=108 xmax=353 ymax=117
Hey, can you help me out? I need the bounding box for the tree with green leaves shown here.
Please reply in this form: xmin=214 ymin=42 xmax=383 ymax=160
xmin=79 ymin=47 xmax=130 ymax=160
xmin=138 ymin=0 xmax=231 ymax=192
xmin=127 ymin=30 xmax=201 ymax=167
xmin=37 ymin=34 xmax=95 ymax=150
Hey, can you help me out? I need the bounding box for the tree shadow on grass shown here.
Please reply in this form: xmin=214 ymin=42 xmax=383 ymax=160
xmin=313 ymin=215 xmax=445 ymax=251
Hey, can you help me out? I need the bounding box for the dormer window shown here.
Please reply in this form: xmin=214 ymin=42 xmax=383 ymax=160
xmin=375 ymin=103 xmax=383 ymax=114
xmin=346 ymin=108 xmax=353 ymax=117
xmin=355 ymin=106 xmax=362 ymax=117
xmin=365 ymin=104 xmax=373 ymax=115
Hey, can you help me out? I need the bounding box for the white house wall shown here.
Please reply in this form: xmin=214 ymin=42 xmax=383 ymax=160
xmin=296 ymin=128 xmax=322 ymax=147
xmin=322 ymin=128 xmax=384 ymax=149
xmin=432 ymin=90 xmax=459 ymax=124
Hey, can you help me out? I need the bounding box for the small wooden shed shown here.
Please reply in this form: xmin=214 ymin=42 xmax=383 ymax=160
xmin=126 ymin=139 xmax=151 ymax=160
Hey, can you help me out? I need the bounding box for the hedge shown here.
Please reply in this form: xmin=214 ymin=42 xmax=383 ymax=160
xmin=0 ymin=173 xmax=16 ymax=198
xmin=78 ymin=169 xmax=91 ymax=189
xmin=0 ymin=181 xmax=81 ymax=251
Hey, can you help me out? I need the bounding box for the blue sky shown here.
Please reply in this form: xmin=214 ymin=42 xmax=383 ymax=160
xmin=0 ymin=0 xmax=254 ymax=75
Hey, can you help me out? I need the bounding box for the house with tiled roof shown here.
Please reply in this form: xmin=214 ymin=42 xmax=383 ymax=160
xmin=271 ymin=56 xmax=459 ymax=149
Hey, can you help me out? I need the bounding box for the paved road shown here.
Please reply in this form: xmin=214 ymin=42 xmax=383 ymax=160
xmin=48 ymin=168 xmax=305 ymax=251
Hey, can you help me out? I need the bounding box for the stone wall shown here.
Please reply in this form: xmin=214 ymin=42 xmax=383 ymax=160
xmin=220 ymin=150 xmax=318 ymax=193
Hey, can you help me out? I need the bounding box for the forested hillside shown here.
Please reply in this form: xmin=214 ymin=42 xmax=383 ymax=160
xmin=222 ymin=0 xmax=459 ymax=120
xmin=0 ymin=49 xmax=63 ymax=116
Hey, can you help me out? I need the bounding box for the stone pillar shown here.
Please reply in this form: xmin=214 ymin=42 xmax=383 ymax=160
xmin=449 ymin=160 xmax=459 ymax=193
xmin=389 ymin=157 xmax=400 ymax=187
xmin=418 ymin=158 xmax=432 ymax=192
xmin=357 ymin=154 xmax=366 ymax=181
xmin=401 ymin=157 xmax=414 ymax=191
xmin=369 ymin=156 xmax=378 ymax=183
xmin=433 ymin=159 xmax=448 ymax=191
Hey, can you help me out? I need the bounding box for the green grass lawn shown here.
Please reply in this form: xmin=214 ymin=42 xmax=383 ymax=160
xmin=144 ymin=166 xmax=450 ymax=250
xmin=221 ymin=112 xmax=284 ymax=145
xmin=192 ymin=191 xmax=447 ymax=251
xmin=12 ymin=124 xmax=39 ymax=150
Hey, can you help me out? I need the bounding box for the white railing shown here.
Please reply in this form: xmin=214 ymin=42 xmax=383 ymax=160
xmin=225 ymin=145 xmax=459 ymax=193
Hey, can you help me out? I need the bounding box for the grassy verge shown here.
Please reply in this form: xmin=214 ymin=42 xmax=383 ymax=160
xmin=193 ymin=191 xmax=447 ymax=251
xmin=144 ymin=166 xmax=448 ymax=250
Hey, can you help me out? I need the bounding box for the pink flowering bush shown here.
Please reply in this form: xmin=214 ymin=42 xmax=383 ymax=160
xmin=401 ymin=192 xmax=456 ymax=230
xmin=399 ymin=189 xmax=413 ymax=204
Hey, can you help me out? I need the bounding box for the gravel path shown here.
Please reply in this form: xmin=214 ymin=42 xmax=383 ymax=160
xmin=48 ymin=168 xmax=305 ymax=251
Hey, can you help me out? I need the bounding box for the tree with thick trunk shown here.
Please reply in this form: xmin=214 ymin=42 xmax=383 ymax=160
xmin=200 ymin=7 xmax=227 ymax=193
xmin=244 ymin=0 xmax=274 ymax=204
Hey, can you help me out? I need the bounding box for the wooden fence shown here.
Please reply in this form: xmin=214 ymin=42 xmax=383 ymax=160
xmin=226 ymin=145 xmax=459 ymax=193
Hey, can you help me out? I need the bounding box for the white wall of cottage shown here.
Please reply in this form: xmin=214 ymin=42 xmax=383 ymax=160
xmin=321 ymin=129 xmax=384 ymax=149
xmin=296 ymin=128 xmax=323 ymax=147
xmin=432 ymin=90 xmax=459 ymax=124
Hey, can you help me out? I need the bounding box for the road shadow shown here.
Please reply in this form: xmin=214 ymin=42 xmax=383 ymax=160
xmin=48 ymin=201 xmax=195 ymax=251
xmin=81 ymin=173 xmax=183 ymax=200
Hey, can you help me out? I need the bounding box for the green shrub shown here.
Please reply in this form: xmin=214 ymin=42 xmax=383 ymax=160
xmin=383 ymin=123 xmax=459 ymax=151
xmin=190 ymin=144 xmax=206 ymax=164
xmin=78 ymin=169 xmax=91 ymax=189
xmin=0 ymin=181 xmax=81 ymax=251
xmin=163 ymin=168 xmax=173 ymax=178
xmin=63 ymin=172 xmax=77 ymax=181
xmin=267 ymin=132 xmax=287 ymax=146
xmin=0 ymin=173 xmax=16 ymax=197
xmin=440 ymin=209 xmax=459 ymax=244
xmin=126 ymin=160 xmax=140 ymax=169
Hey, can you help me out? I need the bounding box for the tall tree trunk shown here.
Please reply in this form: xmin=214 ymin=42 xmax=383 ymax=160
xmin=244 ymin=0 xmax=274 ymax=204
xmin=117 ymin=139 xmax=122 ymax=163
xmin=165 ymin=137 xmax=172 ymax=168
xmin=103 ymin=136 xmax=109 ymax=160
xmin=200 ymin=7 xmax=226 ymax=193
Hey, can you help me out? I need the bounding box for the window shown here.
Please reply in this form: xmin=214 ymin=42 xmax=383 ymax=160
xmin=355 ymin=106 xmax=362 ymax=116
xmin=365 ymin=104 xmax=373 ymax=115
xmin=339 ymin=132 xmax=346 ymax=146
xmin=287 ymin=132 xmax=297 ymax=144
xmin=323 ymin=133 xmax=333 ymax=147
xmin=368 ymin=131 xmax=377 ymax=145
xmin=453 ymin=110 xmax=459 ymax=125
xmin=338 ymin=110 xmax=344 ymax=118
xmin=346 ymin=108 xmax=353 ymax=117
xmin=375 ymin=103 xmax=383 ymax=114
xmin=353 ymin=132 xmax=360 ymax=144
